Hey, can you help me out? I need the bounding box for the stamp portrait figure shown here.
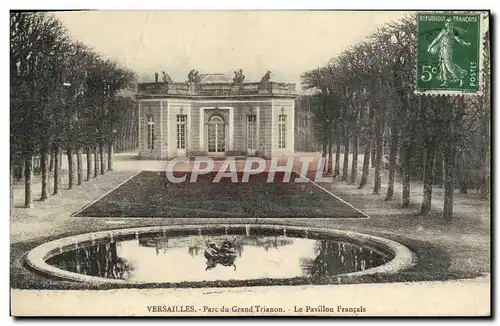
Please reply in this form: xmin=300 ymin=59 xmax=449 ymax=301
xmin=427 ymin=17 xmax=471 ymax=86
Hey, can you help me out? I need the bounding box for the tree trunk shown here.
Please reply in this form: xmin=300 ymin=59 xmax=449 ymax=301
xmin=373 ymin=109 xmax=384 ymax=195
xmin=342 ymin=134 xmax=349 ymax=181
xmin=442 ymin=94 xmax=461 ymax=220
xmin=401 ymin=141 xmax=412 ymax=208
xmin=122 ymin=130 xmax=127 ymax=152
xmin=440 ymin=152 xmax=445 ymax=188
xmin=116 ymin=130 xmax=122 ymax=153
xmin=49 ymin=149 xmax=55 ymax=173
xmin=24 ymin=155 xmax=33 ymax=208
xmin=371 ymin=149 xmax=376 ymax=168
xmin=99 ymin=142 xmax=105 ymax=175
xmin=94 ymin=146 xmax=99 ymax=178
xmin=107 ymin=141 xmax=114 ymax=171
xmin=327 ymin=142 xmax=333 ymax=175
xmin=334 ymin=142 xmax=341 ymax=177
xmin=40 ymin=145 xmax=50 ymax=201
xmin=350 ymin=136 xmax=358 ymax=184
xmin=123 ymin=118 xmax=128 ymax=151
xmin=385 ymin=123 xmax=399 ymax=201
xmin=86 ymin=147 xmax=92 ymax=181
xmin=321 ymin=127 xmax=327 ymax=174
xmin=420 ymin=138 xmax=439 ymax=215
xmin=129 ymin=122 xmax=133 ymax=152
xmin=359 ymin=140 xmax=371 ymax=189
xmin=76 ymin=147 xmax=83 ymax=186
xmin=359 ymin=106 xmax=374 ymax=189
xmin=67 ymin=147 xmax=74 ymax=189
xmin=321 ymin=141 xmax=327 ymax=175
xmin=53 ymin=146 xmax=60 ymax=195
xmin=10 ymin=161 xmax=14 ymax=209
xmin=134 ymin=119 xmax=138 ymax=150
xmin=443 ymin=144 xmax=455 ymax=222
xmin=456 ymin=150 xmax=468 ymax=194
xmin=16 ymin=157 xmax=24 ymax=181
xmin=479 ymin=101 xmax=490 ymax=199
xmin=481 ymin=142 xmax=491 ymax=199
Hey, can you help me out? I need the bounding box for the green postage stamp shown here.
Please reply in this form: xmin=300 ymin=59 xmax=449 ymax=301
xmin=416 ymin=12 xmax=487 ymax=95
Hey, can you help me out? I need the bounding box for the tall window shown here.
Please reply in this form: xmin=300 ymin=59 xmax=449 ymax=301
xmin=147 ymin=115 xmax=154 ymax=149
xmin=176 ymin=115 xmax=187 ymax=149
xmin=278 ymin=114 xmax=287 ymax=149
xmin=247 ymin=114 xmax=257 ymax=149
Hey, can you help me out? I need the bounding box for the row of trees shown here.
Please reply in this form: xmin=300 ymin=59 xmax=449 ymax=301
xmin=11 ymin=12 xmax=137 ymax=208
xmin=301 ymin=14 xmax=490 ymax=221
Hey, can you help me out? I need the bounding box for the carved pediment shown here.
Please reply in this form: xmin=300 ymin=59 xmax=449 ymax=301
xmin=204 ymin=108 xmax=229 ymax=124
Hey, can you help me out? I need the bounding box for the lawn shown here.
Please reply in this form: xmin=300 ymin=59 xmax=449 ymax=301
xmin=73 ymin=171 xmax=367 ymax=219
xmin=10 ymin=153 xmax=490 ymax=290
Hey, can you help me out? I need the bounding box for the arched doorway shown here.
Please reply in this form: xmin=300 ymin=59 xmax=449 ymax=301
xmin=207 ymin=115 xmax=226 ymax=153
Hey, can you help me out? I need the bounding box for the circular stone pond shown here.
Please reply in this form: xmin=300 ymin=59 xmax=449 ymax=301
xmin=26 ymin=224 xmax=415 ymax=287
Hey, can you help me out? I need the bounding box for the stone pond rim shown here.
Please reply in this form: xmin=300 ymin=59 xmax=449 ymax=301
xmin=25 ymin=224 xmax=416 ymax=285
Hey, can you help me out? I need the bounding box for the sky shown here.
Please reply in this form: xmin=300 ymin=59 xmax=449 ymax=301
xmin=54 ymin=10 xmax=410 ymax=89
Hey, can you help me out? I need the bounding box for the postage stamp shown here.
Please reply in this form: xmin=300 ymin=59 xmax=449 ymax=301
xmin=416 ymin=12 xmax=485 ymax=95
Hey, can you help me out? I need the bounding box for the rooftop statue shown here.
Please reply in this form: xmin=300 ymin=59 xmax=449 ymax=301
xmin=187 ymin=69 xmax=195 ymax=82
xmin=188 ymin=69 xmax=201 ymax=83
xmin=233 ymin=69 xmax=245 ymax=83
xmin=260 ymin=70 xmax=272 ymax=84
xmin=162 ymin=71 xmax=172 ymax=84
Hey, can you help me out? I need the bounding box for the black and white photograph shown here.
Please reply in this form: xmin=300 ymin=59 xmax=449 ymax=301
xmin=9 ymin=9 xmax=491 ymax=317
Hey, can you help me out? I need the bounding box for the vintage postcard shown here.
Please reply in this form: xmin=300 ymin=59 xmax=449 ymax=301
xmin=10 ymin=10 xmax=491 ymax=317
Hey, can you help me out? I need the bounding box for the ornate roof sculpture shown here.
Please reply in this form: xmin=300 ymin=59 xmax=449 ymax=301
xmin=137 ymin=70 xmax=296 ymax=97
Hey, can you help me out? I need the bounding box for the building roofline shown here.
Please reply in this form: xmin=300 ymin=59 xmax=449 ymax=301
xmin=135 ymin=94 xmax=299 ymax=100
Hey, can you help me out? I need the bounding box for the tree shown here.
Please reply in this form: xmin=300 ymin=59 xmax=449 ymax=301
xmin=359 ymin=104 xmax=374 ymax=189
xmin=299 ymin=12 xmax=490 ymax=221
xmin=11 ymin=12 xmax=69 ymax=206
xmin=479 ymin=23 xmax=491 ymax=199
xmin=301 ymin=65 xmax=339 ymax=176
xmin=87 ymin=58 xmax=136 ymax=173
xmin=11 ymin=11 xmax=137 ymax=208
xmin=382 ymin=21 xmax=416 ymax=201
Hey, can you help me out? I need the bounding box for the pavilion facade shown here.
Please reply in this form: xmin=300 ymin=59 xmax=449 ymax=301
xmin=135 ymin=73 xmax=298 ymax=159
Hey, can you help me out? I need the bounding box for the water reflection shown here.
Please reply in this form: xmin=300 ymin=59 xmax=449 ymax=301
xmin=301 ymin=240 xmax=388 ymax=278
xmin=47 ymin=242 xmax=134 ymax=280
xmin=138 ymin=234 xmax=293 ymax=258
xmin=46 ymin=233 xmax=389 ymax=283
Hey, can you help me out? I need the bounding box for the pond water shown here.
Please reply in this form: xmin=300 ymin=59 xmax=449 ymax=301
xmin=46 ymin=229 xmax=392 ymax=284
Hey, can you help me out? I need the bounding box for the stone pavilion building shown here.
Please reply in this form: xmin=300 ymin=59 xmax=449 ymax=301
xmin=135 ymin=73 xmax=298 ymax=159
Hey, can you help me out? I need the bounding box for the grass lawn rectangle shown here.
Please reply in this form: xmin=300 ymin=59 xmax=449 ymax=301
xmin=73 ymin=171 xmax=367 ymax=219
